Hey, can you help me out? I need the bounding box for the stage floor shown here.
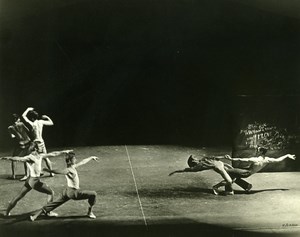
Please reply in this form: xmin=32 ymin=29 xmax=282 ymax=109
xmin=0 ymin=145 xmax=299 ymax=237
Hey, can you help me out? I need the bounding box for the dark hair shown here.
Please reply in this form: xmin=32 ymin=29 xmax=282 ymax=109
xmin=26 ymin=142 xmax=37 ymax=153
xmin=66 ymin=152 xmax=76 ymax=163
xmin=27 ymin=110 xmax=39 ymax=121
xmin=257 ymin=146 xmax=268 ymax=155
xmin=12 ymin=113 xmax=19 ymax=122
xmin=187 ymin=155 xmax=198 ymax=167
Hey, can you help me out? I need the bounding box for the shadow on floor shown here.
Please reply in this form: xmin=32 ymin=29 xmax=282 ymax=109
xmin=124 ymin=187 xmax=290 ymax=198
xmin=234 ymin=188 xmax=289 ymax=195
xmin=0 ymin=220 xmax=298 ymax=237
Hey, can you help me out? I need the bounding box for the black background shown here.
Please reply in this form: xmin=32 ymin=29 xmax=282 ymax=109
xmin=1 ymin=0 xmax=300 ymax=149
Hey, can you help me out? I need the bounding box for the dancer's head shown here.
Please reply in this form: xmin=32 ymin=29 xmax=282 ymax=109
xmin=27 ymin=110 xmax=39 ymax=122
xmin=66 ymin=152 xmax=76 ymax=166
xmin=256 ymin=146 xmax=268 ymax=156
xmin=187 ymin=155 xmax=198 ymax=167
xmin=29 ymin=142 xmax=40 ymax=155
xmin=32 ymin=142 xmax=43 ymax=154
xmin=12 ymin=113 xmax=20 ymax=122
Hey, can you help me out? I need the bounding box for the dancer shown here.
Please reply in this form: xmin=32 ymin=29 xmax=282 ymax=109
xmin=0 ymin=147 xmax=73 ymax=216
xmin=169 ymin=155 xmax=252 ymax=195
xmin=30 ymin=152 xmax=98 ymax=221
xmin=22 ymin=107 xmax=55 ymax=177
xmin=169 ymin=155 xmax=235 ymax=194
xmin=213 ymin=147 xmax=296 ymax=194
xmin=8 ymin=114 xmax=35 ymax=180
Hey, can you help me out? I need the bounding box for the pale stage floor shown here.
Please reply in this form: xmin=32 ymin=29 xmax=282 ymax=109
xmin=0 ymin=145 xmax=299 ymax=237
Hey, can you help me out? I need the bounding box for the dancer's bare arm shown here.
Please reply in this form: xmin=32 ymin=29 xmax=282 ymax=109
xmin=0 ymin=155 xmax=31 ymax=162
xmin=41 ymin=150 xmax=73 ymax=159
xmin=169 ymin=167 xmax=196 ymax=176
xmin=8 ymin=126 xmax=19 ymax=139
xmin=224 ymin=155 xmax=259 ymax=162
xmin=75 ymin=156 xmax=99 ymax=168
xmin=22 ymin=107 xmax=34 ymax=126
xmin=40 ymin=115 xmax=54 ymax=126
xmin=265 ymin=154 xmax=296 ymax=163
xmin=214 ymin=155 xmax=228 ymax=159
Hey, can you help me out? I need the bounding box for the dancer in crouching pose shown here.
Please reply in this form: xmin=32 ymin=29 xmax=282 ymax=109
xmin=0 ymin=147 xmax=73 ymax=216
xmin=169 ymin=154 xmax=253 ymax=195
xmin=169 ymin=155 xmax=235 ymax=194
xmin=30 ymin=152 xmax=99 ymax=221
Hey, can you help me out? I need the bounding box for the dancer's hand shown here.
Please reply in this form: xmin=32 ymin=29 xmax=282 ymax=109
xmin=224 ymin=155 xmax=232 ymax=160
xmin=169 ymin=171 xmax=179 ymax=176
xmin=64 ymin=150 xmax=73 ymax=153
xmin=288 ymin=154 xmax=296 ymax=160
xmin=91 ymin=156 xmax=99 ymax=162
xmin=0 ymin=157 xmax=9 ymax=161
xmin=27 ymin=107 xmax=34 ymax=111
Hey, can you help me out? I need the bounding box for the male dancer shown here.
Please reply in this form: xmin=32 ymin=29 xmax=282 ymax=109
xmin=22 ymin=107 xmax=55 ymax=177
xmin=169 ymin=155 xmax=235 ymax=194
xmin=0 ymin=147 xmax=73 ymax=216
xmin=30 ymin=152 xmax=98 ymax=221
xmin=169 ymin=154 xmax=253 ymax=195
xmin=8 ymin=114 xmax=34 ymax=180
xmin=213 ymin=147 xmax=296 ymax=194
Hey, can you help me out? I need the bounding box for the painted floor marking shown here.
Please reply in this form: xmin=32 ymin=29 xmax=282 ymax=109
xmin=125 ymin=145 xmax=148 ymax=228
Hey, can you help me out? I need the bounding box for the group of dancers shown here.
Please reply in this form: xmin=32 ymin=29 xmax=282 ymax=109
xmin=0 ymin=107 xmax=297 ymax=221
xmin=1 ymin=107 xmax=98 ymax=221
xmin=169 ymin=147 xmax=296 ymax=195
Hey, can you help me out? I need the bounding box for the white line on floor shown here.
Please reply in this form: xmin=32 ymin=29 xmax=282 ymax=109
xmin=125 ymin=145 xmax=148 ymax=228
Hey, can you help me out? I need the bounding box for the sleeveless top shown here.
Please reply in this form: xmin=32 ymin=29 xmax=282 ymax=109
xmin=65 ymin=166 xmax=80 ymax=189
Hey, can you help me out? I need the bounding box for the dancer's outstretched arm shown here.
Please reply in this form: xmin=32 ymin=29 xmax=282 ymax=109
xmin=224 ymin=155 xmax=259 ymax=163
xmin=225 ymin=154 xmax=296 ymax=163
xmin=43 ymin=168 xmax=68 ymax=175
xmin=43 ymin=156 xmax=99 ymax=174
xmin=169 ymin=167 xmax=195 ymax=176
xmin=214 ymin=155 xmax=228 ymax=160
xmin=41 ymin=150 xmax=73 ymax=159
xmin=75 ymin=156 xmax=99 ymax=168
xmin=0 ymin=155 xmax=31 ymax=162
xmin=265 ymin=154 xmax=296 ymax=163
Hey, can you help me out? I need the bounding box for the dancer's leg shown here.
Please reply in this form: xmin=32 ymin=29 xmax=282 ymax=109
xmin=6 ymin=185 xmax=31 ymax=216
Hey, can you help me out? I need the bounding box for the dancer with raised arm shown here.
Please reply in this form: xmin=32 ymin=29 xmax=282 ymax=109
xmin=30 ymin=152 xmax=99 ymax=221
xmin=8 ymin=114 xmax=35 ymax=180
xmin=0 ymin=147 xmax=73 ymax=216
xmin=22 ymin=107 xmax=55 ymax=177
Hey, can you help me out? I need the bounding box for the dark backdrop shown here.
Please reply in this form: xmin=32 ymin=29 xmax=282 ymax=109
xmin=1 ymin=0 xmax=300 ymax=149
